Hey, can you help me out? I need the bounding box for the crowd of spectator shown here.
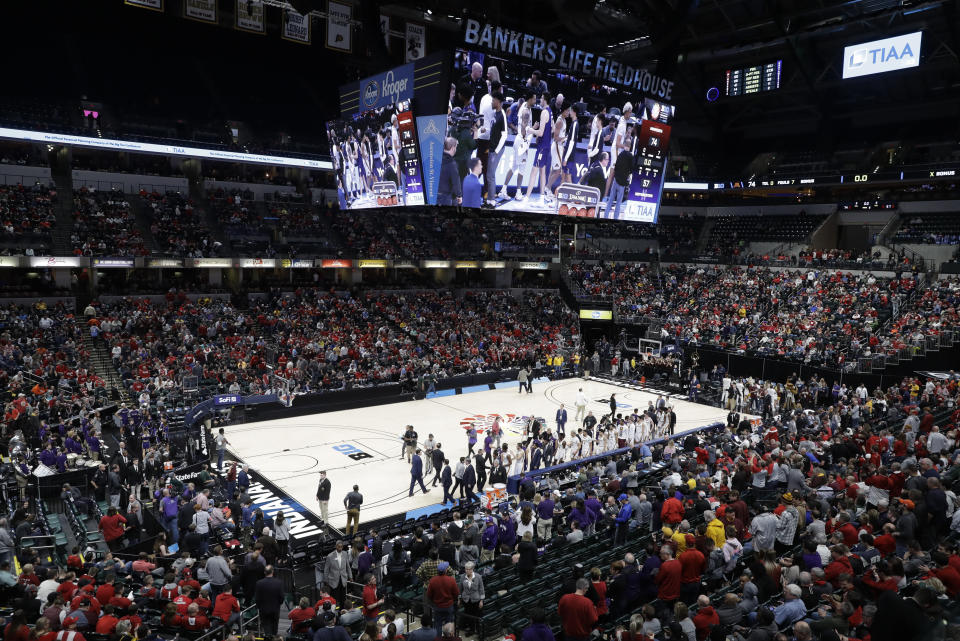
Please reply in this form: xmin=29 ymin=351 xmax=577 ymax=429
xmin=2 ymin=285 xmax=960 ymax=641
xmin=894 ymin=214 xmax=960 ymax=245
xmin=568 ymin=262 xmax=957 ymax=371
xmin=81 ymin=288 xmax=578 ymax=400
xmin=0 ymin=184 xmax=56 ymax=252
xmin=142 ymin=191 xmax=220 ymax=258
xmin=71 ymin=189 xmax=147 ymax=257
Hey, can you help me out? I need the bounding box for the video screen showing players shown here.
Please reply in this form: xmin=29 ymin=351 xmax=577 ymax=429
xmin=326 ymin=99 xmax=426 ymax=210
xmin=444 ymin=48 xmax=673 ymax=223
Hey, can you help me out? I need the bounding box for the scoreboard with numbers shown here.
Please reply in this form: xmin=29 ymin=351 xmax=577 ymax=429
xmin=725 ymin=60 xmax=782 ymax=96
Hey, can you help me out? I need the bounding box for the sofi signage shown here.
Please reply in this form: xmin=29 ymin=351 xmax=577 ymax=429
xmin=842 ymin=32 xmax=921 ymax=79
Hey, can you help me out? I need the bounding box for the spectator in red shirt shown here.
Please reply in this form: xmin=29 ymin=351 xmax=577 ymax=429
xmin=655 ymin=546 xmax=682 ymax=603
xmin=94 ymin=576 xmax=116 ymax=606
xmin=95 ymin=605 xmax=121 ymax=635
xmin=98 ymin=507 xmax=127 ymax=550
xmin=426 ymin=564 xmax=460 ymax=636
xmin=692 ymin=595 xmax=719 ymax=641
xmin=558 ymin=578 xmax=598 ymax=641
xmin=160 ymin=603 xmax=181 ymax=628
xmin=211 ymin=585 xmax=241 ymax=631
xmin=288 ymin=597 xmax=316 ymax=634
xmin=362 ymin=573 xmax=384 ymax=622
xmin=679 ymin=536 xmax=706 ymax=604
xmin=180 ymin=603 xmax=210 ymax=631
xmin=835 ymin=513 xmax=859 ymax=547
xmin=874 ymin=523 xmax=897 ymax=557
xmin=926 ymin=552 xmax=960 ymax=597
xmin=824 ymin=545 xmax=854 ymax=586
xmin=3 ymin=611 xmax=31 ymax=641
xmin=662 ymin=494 xmax=685 ymax=526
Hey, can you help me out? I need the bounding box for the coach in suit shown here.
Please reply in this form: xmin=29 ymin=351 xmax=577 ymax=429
xmin=441 ymin=460 xmax=454 ymax=504
xmin=431 ymin=444 xmax=445 ymax=487
xmin=462 ymin=461 xmax=478 ymax=503
xmin=254 ymin=565 xmax=285 ymax=635
xmin=555 ymin=404 xmax=568 ymax=438
xmin=409 ymin=449 xmax=430 ymax=496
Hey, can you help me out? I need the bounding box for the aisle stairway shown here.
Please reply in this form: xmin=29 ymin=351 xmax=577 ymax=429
xmin=50 ymin=160 xmax=75 ymax=256
xmin=81 ymin=332 xmax=132 ymax=404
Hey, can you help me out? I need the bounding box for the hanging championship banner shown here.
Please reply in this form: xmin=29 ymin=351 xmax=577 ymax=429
xmin=405 ymin=22 xmax=425 ymax=62
xmin=326 ymin=1 xmax=352 ymax=52
xmin=125 ymin=0 xmax=163 ymax=10
xmin=236 ymin=0 xmax=265 ymax=34
xmin=283 ymin=8 xmax=311 ymax=44
xmin=184 ymin=0 xmax=216 ymax=23
xmin=380 ymin=14 xmax=391 ymax=52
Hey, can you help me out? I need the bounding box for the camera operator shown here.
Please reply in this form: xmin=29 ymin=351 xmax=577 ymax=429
xmin=450 ymin=108 xmax=479 ymax=181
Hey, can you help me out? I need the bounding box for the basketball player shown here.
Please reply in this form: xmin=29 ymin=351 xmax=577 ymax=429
xmin=560 ymin=103 xmax=579 ymax=186
xmin=476 ymin=80 xmax=501 ymax=199
xmin=374 ymin=128 xmax=387 ymax=181
xmin=545 ymin=101 xmax=569 ymax=197
xmin=499 ymin=90 xmax=535 ymax=201
xmin=389 ymin=114 xmax=401 ymax=166
xmin=524 ymin=92 xmax=553 ymax=203
xmin=360 ymin=131 xmax=374 ymax=193
xmin=485 ymin=92 xmax=508 ymax=206
xmin=606 ymin=102 xmax=633 ymax=196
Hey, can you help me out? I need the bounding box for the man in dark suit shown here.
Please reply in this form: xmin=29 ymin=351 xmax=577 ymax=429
xmin=473 ymin=451 xmax=487 ymax=493
xmin=441 ymin=460 xmax=454 ymax=505
xmin=530 ymin=444 xmax=543 ymax=471
xmin=431 ymin=444 xmax=445 ymax=487
xmin=254 ymin=565 xmax=285 ymax=635
xmin=582 ymin=152 xmax=609 ymax=194
xmin=462 ymin=461 xmax=478 ymax=503
xmin=383 ymin=154 xmax=400 ymax=188
xmin=409 ymin=449 xmax=430 ymax=496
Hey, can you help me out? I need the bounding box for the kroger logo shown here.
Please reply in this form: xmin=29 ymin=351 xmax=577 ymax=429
xmin=362 ymin=81 xmax=380 ymax=108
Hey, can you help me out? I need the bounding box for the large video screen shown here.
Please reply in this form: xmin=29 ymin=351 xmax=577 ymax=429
xmin=444 ymin=48 xmax=674 ymax=222
xmin=326 ymin=98 xmax=426 ymax=209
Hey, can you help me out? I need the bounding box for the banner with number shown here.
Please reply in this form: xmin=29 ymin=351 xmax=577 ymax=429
xmin=379 ymin=14 xmax=390 ymax=52
xmin=184 ymin=0 xmax=216 ymax=23
xmin=125 ymin=0 xmax=163 ymax=10
xmin=405 ymin=22 xmax=425 ymax=62
xmin=326 ymin=0 xmax=352 ymax=52
xmin=283 ymin=9 xmax=311 ymax=44
xmin=236 ymin=0 xmax=264 ymax=33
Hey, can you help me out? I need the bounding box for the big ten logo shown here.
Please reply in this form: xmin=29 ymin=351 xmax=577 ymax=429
xmin=332 ymin=443 xmax=373 ymax=461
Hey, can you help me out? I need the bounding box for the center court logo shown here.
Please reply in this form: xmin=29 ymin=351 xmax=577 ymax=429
xmin=460 ymin=413 xmax=527 ymax=435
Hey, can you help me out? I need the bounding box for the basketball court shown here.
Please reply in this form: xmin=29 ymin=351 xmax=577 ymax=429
xmin=223 ymin=377 xmax=730 ymax=533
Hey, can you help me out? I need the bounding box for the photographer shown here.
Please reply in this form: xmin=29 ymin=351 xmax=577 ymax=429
xmin=451 ymin=109 xmax=479 ymax=181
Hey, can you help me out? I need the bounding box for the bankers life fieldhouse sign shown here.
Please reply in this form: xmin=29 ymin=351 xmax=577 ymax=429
xmin=463 ymin=19 xmax=675 ymax=101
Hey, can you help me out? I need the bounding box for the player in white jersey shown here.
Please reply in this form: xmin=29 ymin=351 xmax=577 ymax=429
xmin=546 ymin=101 xmax=569 ymax=198
xmin=499 ymin=90 xmax=535 ymax=200
xmin=389 ymin=115 xmax=401 ymax=165
xmin=607 ymin=101 xmax=633 ymax=196
xmin=560 ymin=104 xmax=579 ymax=186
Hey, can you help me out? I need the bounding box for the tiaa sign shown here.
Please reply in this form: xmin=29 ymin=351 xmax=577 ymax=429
xmin=842 ymin=32 xmax=921 ymax=79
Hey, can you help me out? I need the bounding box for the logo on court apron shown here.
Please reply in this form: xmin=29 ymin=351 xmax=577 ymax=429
xmin=459 ymin=413 xmax=527 ymax=436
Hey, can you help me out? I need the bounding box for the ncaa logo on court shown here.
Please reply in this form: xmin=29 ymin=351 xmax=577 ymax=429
xmin=363 ymin=81 xmax=380 ymax=108
xmin=460 ymin=413 xmax=527 ymax=436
